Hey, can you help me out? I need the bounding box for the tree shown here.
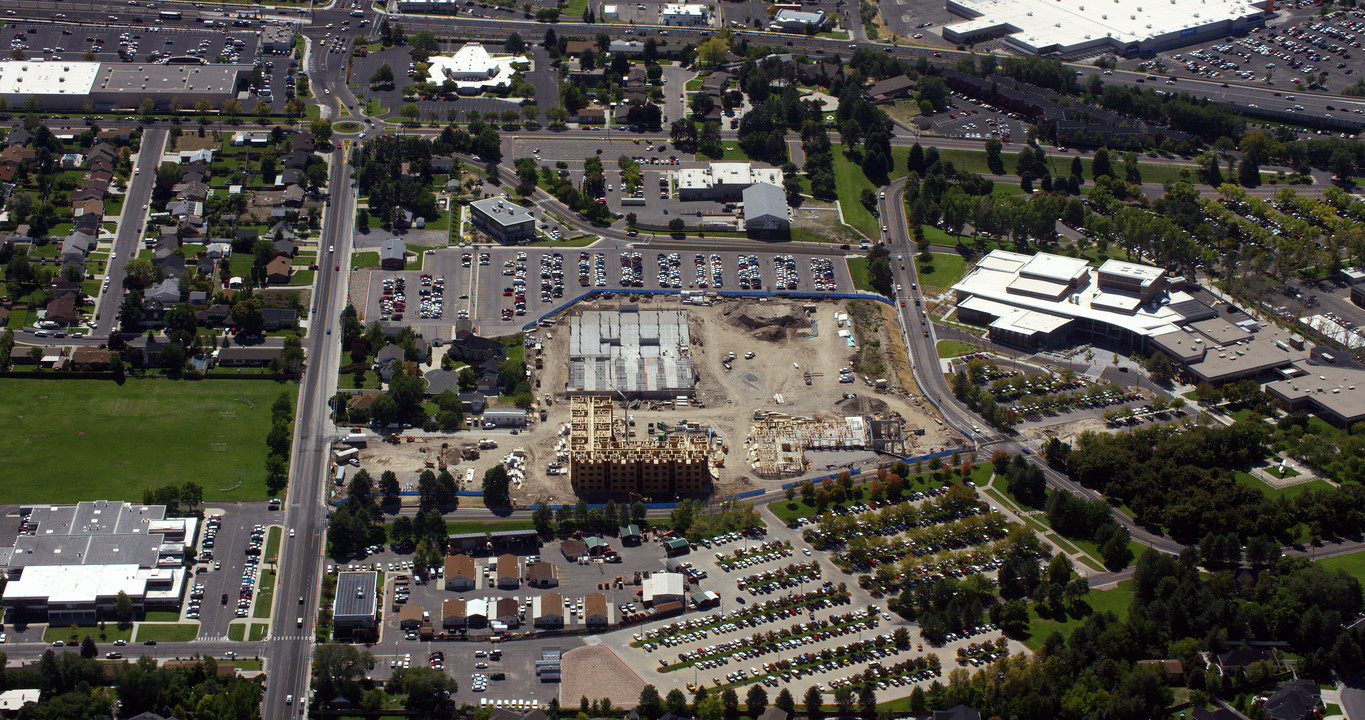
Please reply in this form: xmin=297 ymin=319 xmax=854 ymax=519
xmin=775 ymin=688 xmax=796 ymax=713
xmin=534 ymin=504 xmax=555 ymax=536
xmin=400 ymin=103 xmax=421 ymax=123
xmin=80 ymin=635 xmax=97 ymax=659
xmin=505 ymin=33 xmax=526 ymax=54
xmin=721 ymin=688 xmax=739 ymax=717
xmin=482 ymin=465 xmax=511 ymax=507
xmin=1092 ymin=148 xmax=1113 ymax=179
xmin=310 ymin=118 xmax=334 ymax=146
xmin=668 ymin=217 xmax=685 ymax=235
xmin=113 ymin=590 xmax=134 ymax=627
xmin=1332 ymin=149 xmax=1355 ymax=183
xmin=665 ymin=689 xmax=689 ymax=716
xmin=639 ymin=685 xmax=663 ymax=719
xmin=180 ymin=481 xmax=203 ymax=510
xmin=697 ymin=37 xmax=728 ymax=66
xmin=391 ymin=515 xmax=414 ymax=545
xmin=857 ymin=684 xmax=876 ymax=719
xmin=389 ymin=667 xmax=458 ymax=714
xmin=746 ymin=684 xmax=769 ymax=716
xmin=804 ymin=686 xmax=823 ymax=720
xmin=232 ymin=297 xmax=264 ymax=336
xmin=313 ymin=644 xmax=378 ymax=703
xmin=985 ymin=138 xmax=1005 ymax=175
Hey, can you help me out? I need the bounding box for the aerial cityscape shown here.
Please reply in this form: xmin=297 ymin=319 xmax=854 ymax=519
xmin=3 ymin=0 xmax=1365 ymax=718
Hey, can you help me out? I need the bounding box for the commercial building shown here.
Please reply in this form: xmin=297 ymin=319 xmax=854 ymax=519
xmin=567 ymin=306 xmax=696 ymax=397
xmin=496 ymin=553 xmax=520 ymax=588
xmin=380 ymin=238 xmax=406 ymax=269
xmin=770 ymin=9 xmax=829 ymax=32
xmin=424 ymin=43 xmax=527 ymax=95
xmin=0 ymin=502 xmax=194 ymax=624
xmin=333 ymin=571 xmax=379 ymax=634
xmin=584 ymin=592 xmax=609 ymax=626
xmin=954 ymin=249 xmax=1313 ymax=384
xmin=533 ymin=592 xmax=564 ymax=627
xmin=0 ymin=61 xmax=249 ymax=112
xmin=568 ymin=396 xmax=712 ymax=497
xmin=260 ymin=24 xmax=296 ymax=55
xmin=942 ymin=0 xmax=1271 ymax=57
xmin=678 ymin=162 xmax=784 ymax=201
xmin=661 ymin=3 xmax=709 ymax=25
xmin=1264 ymin=352 xmax=1365 ymax=427
xmin=642 ymin=571 xmax=685 ymax=606
xmin=742 ymin=182 xmax=789 ymax=233
xmin=470 ymin=197 xmax=536 ymax=244
xmin=481 ymin=409 xmax=529 ymax=428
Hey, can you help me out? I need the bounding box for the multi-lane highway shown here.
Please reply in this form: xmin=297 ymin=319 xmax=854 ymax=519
xmin=259 ymin=145 xmax=356 ymax=716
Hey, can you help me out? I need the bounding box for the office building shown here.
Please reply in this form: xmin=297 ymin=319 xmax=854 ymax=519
xmin=770 ymin=9 xmax=829 ymax=32
xmin=569 ymin=396 xmax=712 ymax=496
xmin=470 ymin=197 xmax=536 ymax=244
xmin=333 ymin=571 xmax=379 ymax=634
xmin=661 ymin=3 xmax=709 ymax=25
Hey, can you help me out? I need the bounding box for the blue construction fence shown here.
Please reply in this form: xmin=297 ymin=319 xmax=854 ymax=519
xmin=779 ymin=448 xmax=959 ymax=490
xmin=520 ymin=288 xmax=891 ymax=333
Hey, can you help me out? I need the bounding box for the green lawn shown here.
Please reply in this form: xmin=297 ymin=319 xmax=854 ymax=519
xmin=914 ymin=252 xmax=969 ymax=291
xmin=253 ymin=569 xmax=276 ymax=620
xmin=1317 ymin=551 xmax=1365 ymax=586
xmin=227 ymin=623 xmax=246 ymax=641
xmin=143 ymin=611 xmax=182 ymax=622
xmin=1233 ymin=471 xmax=1332 ymax=500
xmin=266 ymin=526 xmax=282 ymax=562
xmin=43 ymin=623 xmax=135 ymax=643
xmin=0 ymin=378 xmax=293 ymax=503
xmin=351 ymin=251 xmax=380 ymax=269
xmin=134 ymin=623 xmax=200 ymax=643
xmin=830 ymin=144 xmax=888 ymax=239
xmin=847 ymin=257 xmax=875 ymax=293
xmin=249 ymin=623 xmax=269 ymax=641
xmin=1022 ymin=580 xmax=1134 ymax=650
xmin=936 ymin=339 xmax=978 ymax=358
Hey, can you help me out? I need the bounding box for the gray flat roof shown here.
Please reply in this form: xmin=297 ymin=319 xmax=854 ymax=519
xmin=335 ymin=571 xmax=378 ymax=619
xmin=93 ymin=64 xmax=246 ymax=95
xmin=471 ymin=197 xmax=533 ymax=228
xmin=7 ymin=501 xmax=181 ymax=569
xmin=1266 ymin=360 xmax=1365 ymax=424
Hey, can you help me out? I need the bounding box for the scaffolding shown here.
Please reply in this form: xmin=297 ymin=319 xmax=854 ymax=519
xmin=568 ymin=396 xmax=712 ymax=495
xmin=746 ymin=412 xmax=871 ymax=477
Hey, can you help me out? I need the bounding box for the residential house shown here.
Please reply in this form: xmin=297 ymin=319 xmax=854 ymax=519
xmin=168 ymin=200 xmax=201 ymax=218
xmin=217 ymin=346 xmax=283 ymax=367
xmin=72 ymin=198 xmax=105 ymax=218
xmin=265 ymin=256 xmax=292 ymax=285
xmin=398 ymin=604 xmax=425 ymax=631
xmin=60 ymin=234 xmax=96 ymax=264
xmin=6 ymin=126 xmax=33 ymax=147
xmin=262 ymin=307 xmax=298 ymax=331
xmin=44 ymin=296 xmax=79 ymax=326
xmin=72 ymin=180 xmax=109 ymax=202
xmin=1137 ymin=659 xmax=1184 ymax=684
xmin=206 ymin=242 xmax=232 ymax=260
xmin=155 ymin=248 xmax=187 ymax=279
xmin=73 ymin=213 xmax=101 ymax=237
xmin=496 ymin=554 xmax=519 ymax=589
xmin=291 ymin=132 xmax=316 ymax=153
xmin=430 ymin=156 xmax=455 ymax=173
xmin=70 ymin=347 xmax=115 ymax=369
xmin=865 ymin=75 xmax=917 ymax=103
xmin=146 ymin=278 xmax=181 ymax=304
xmin=283 ymin=151 xmax=312 ymax=170
xmin=573 ymin=108 xmax=606 ymax=124
xmin=443 ymin=554 xmax=477 ymax=591
xmin=1215 ymin=647 xmax=1277 ymax=676
xmin=178 ymin=149 xmax=215 ymax=164
xmin=1263 ymin=679 xmax=1320 ymax=720
xmin=86 ymin=144 xmax=117 ymax=168
xmin=94 ymin=129 xmax=131 ymax=144
xmin=173 ymin=181 xmax=210 ymax=202
xmin=282 ymin=185 xmax=305 ymax=207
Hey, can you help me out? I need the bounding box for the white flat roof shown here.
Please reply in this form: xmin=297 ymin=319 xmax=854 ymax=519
xmin=426 ymin=43 xmax=526 ymax=89
xmin=1100 ymin=258 xmax=1166 ymax=285
xmin=946 ymin=0 xmax=1269 ymax=52
xmin=0 ymin=690 xmax=39 ymax=712
xmin=0 ymin=61 xmax=99 ymax=96
xmin=662 ymin=3 xmax=706 ymax=14
xmin=1019 ymin=252 xmax=1089 ymax=283
xmin=954 ymin=249 xmax=1185 ymax=338
xmin=4 ymin=564 xmax=146 ymax=605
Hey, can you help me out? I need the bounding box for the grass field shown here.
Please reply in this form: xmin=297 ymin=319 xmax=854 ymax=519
xmin=936 ymin=339 xmax=978 ymax=358
xmin=143 ymin=611 xmax=182 ymax=622
xmin=1022 ymin=580 xmax=1134 ymax=650
xmin=43 ymin=623 xmax=135 ymax=643
xmin=227 ymin=623 xmax=246 ymax=641
xmin=134 ymin=623 xmax=199 ymax=642
xmin=847 ymin=257 xmax=875 ymax=293
xmin=266 ymin=527 xmax=282 ymax=562
xmin=1233 ymin=471 xmax=1331 ymax=500
xmin=1316 ymin=551 xmax=1365 ymax=586
xmin=0 ymin=378 xmax=293 ymax=503
xmin=249 ymin=623 xmax=268 ymax=641
xmin=351 ymin=251 xmax=380 ymax=269
xmin=914 ymin=253 xmax=970 ymax=291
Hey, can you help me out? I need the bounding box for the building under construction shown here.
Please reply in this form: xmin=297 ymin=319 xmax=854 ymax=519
xmin=569 ymin=396 xmax=712 ymax=496
xmin=746 ymin=412 xmax=870 ymax=477
xmin=566 ymin=306 xmax=696 ymax=399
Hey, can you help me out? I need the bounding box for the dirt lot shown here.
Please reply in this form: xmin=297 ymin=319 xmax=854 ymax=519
xmin=348 ymin=297 xmax=961 ymax=505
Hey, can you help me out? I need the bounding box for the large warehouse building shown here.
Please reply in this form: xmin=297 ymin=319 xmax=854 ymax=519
xmin=0 ymin=61 xmax=250 ymax=111
xmin=0 ymin=501 xmax=195 ymax=623
xmin=567 ymin=307 xmax=696 ymax=398
xmin=569 ymin=396 xmax=712 ymax=497
xmin=942 ymin=0 xmax=1271 ymax=57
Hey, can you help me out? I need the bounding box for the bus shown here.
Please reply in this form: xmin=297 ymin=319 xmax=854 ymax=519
xmin=158 ymin=10 xmax=182 ymax=19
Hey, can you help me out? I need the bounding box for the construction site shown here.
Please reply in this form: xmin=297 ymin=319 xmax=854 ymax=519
xmin=337 ymin=296 xmax=961 ymax=505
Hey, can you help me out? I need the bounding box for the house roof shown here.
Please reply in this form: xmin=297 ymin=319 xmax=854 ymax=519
xmin=1217 ymin=647 xmax=1276 ymax=670
xmin=496 ymin=597 xmax=519 ymax=619
xmin=743 ymin=182 xmax=787 ymax=221
xmin=527 ymin=562 xmax=556 ymax=582
xmin=538 ymin=592 xmax=562 ymax=617
xmin=266 ymin=255 xmax=292 ymax=279
xmin=496 ymin=553 xmax=518 ymax=579
xmin=561 ymin=538 xmax=587 ymax=556
xmin=1264 ymin=679 xmax=1319 ymax=720
xmin=380 ymin=238 xmax=405 ymax=262
xmin=444 ymin=553 xmax=476 ymax=581
xmin=443 ymin=597 xmax=466 ymax=619
xmin=866 ymin=74 xmax=916 ymax=98
xmin=585 ymin=592 xmax=608 ymax=618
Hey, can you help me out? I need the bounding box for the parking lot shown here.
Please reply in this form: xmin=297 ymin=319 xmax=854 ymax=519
xmin=359 ymin=247 xmax=855 ymax=336
xmin=928 ymin=97 xmax=1026 ymax=145
xmin=187 ymin=503 xmax=280 ymax=640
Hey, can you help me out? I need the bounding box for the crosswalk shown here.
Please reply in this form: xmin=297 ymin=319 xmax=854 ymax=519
xmin=271 ymin=634 xmax=313 ymax=642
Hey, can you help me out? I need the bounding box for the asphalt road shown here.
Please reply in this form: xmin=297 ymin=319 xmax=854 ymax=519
xmin=258 ymin=145 xmax=356 ymax=719
xmin=95 ymin=127 xmax=165 ymax=337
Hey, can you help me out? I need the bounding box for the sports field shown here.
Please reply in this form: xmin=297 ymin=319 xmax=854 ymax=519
xmin=0 ymin=378 xmax=294 ymax=503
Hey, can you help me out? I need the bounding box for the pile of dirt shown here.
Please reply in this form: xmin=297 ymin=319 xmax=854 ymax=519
xmin=835 ymin=394 xmax=891 ymax=416
xmin=723 ymin=302 xmax=812 ymax=342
